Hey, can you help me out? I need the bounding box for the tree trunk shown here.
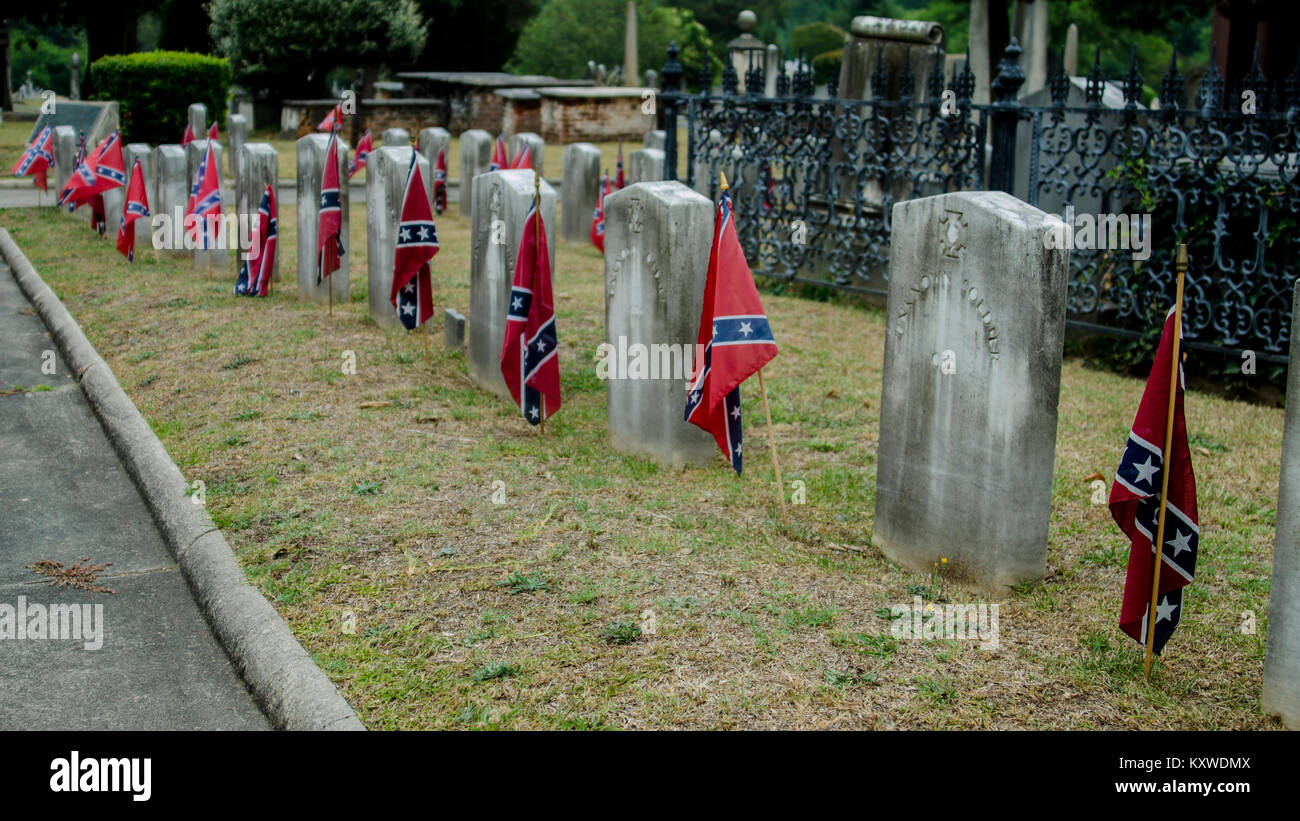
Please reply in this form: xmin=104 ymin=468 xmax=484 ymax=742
xmin=0 ymin=19 xmax=13 ymax=112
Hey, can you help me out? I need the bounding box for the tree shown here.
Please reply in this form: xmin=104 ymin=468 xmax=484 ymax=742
xmin=788 ymin=21 xmax=845 ymax=60
xmin=209 ymin=0 xmax=427 ymax=99
xmin=411 ymin=0 xmax=540 ymax=72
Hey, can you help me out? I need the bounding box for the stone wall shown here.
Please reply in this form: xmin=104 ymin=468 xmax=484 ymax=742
xmin=539 ymin=89 xmax=651 ymax=143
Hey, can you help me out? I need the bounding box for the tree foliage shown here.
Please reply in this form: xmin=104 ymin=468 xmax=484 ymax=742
xmin=788 ymin=21 xmax=846 ymax=60
xmin=411 ymin=0 xmax=541 ymax=72
xmin=209 ymin=0 xmax=428 ymax=99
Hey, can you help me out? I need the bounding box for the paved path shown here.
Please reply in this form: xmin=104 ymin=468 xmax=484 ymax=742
xmin=0 ymin=260 xmax=269 ymax=730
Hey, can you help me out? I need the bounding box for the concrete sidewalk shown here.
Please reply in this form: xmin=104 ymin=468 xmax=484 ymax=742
xmin=0 ymin=260 xmax=270 ymax=730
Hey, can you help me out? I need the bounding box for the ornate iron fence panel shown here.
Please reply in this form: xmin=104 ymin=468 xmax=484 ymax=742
xmin=659 ymin=39 xmax=1300 ymax=361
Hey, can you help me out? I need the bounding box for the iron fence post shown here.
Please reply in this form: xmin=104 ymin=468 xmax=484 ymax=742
xmin=661 ymin=42 xmax=683 ymax=182
xmin=988 ymin=39 xmax=1026 ymax=195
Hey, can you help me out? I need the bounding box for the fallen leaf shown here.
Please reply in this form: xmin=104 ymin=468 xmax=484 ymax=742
xmin=358 ymin=401 xmax=391 ymax=409
xmin=1083 ymin=472 xmax=1104 ymax=482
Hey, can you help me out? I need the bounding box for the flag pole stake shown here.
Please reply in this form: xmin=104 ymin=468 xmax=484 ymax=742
xmin=328 ymin=275 xmax=333 ymax=316
xmin=1144 ymin=243 xmax=1187 ymax=681
xmin=757 ymin=367 xmax=786 ymax=522
xmin=534 ymin=168 xmax=545 ymax=437
xmin=423 ymin=317 xmax=430 ymax=363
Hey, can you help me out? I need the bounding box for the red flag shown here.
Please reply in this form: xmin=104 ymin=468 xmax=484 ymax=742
xmin=181 ymin=122 xmax=195 ymax=146
xmin=57 ymin=131 xmax=125 ymax=210
xmin=318 ymin=103 xmax=343 ymax=132
xmin=348 ymin=130 xmax=372 ymax=178
xmin=12 ymin=126 xmax=55 ymax=192
xmin=235 ymin=185 xmax=278 ymax=297
xmin=186 ymin=141 xmax=222 ymax=248
xmin=490 ymin=134 xmax=509 ymax=171
xmin=684 ymin=186 xmax=778 ymax=474
xmin=116 ymin=159 xmax=150 ymax=261
xmin=500 ymin=196 xmax=560 ymax=425
xmin=432 ymin=146 xmax=447 ymax=215
xmin=510 ymin=144 xmax=533 ymax=170
xmin=590 ymin=171 xmax=608 ymax=253
xmin=615 ymin=143 xmax=625 ymax=190
xmin=1109 ymin=307 xmax=1200 ymax=655
xmin=390 ymin=154 xmax=439 ymax=329
xmin=316 ymin=131 xmax=344 ymax=283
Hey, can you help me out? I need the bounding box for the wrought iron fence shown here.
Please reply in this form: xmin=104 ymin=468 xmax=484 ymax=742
xmin=658 ymin=38 xmax=1300 ymax=363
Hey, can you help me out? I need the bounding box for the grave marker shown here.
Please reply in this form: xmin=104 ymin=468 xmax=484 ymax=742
xmin=296 ymin=134 xmax=351 ymax=303
xmin=560 ymin=142 xmax=601 ymax=242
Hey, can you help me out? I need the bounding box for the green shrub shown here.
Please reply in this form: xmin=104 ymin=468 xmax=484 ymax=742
xmin=88 ymin=51 xmax=231 ymax=145
xmin=790 ymin=22 xmax=846 ymax=61
xmin=812 ymin=49 xmax=843 ymax=88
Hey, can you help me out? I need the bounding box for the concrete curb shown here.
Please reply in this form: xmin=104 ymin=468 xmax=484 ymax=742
xmin=0 ymin=228 xmax=365 ymax=732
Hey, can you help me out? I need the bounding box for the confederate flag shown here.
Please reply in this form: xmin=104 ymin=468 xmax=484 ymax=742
xmin=615 ymin=143 xmax=625 ymax=189
xmin=390 ymin=153 xmax=439 ymax=329
xmin=181 ymin=122 xmax=195 ymax=146
xmin=1109 ymin=306 xmax=1200 ymax=655
xmin=115 ymin=159 xmax=150 ymax=261
xmin=432 ymin=146 xmax=447 ymax=215
xmin=208 ymin=122 xmax=219 ymax=141
xmin=348 ymin=130 xmax=372 ymax=178
xmin=316 ymin=130 xmax=345 ymax=283
xmin=235 ymin=184 xmax=277 ymax=296
xmin=318 ymin=103 xmax=342 ymax=132
xmin=186 ymin=141 xmax=221 ymax=248
xmin=500 ymin=196 xmax=560 ymax=425
xmin=590 ymin=171 xmax=608 ymax=253
xmin=684 ymin=184 xmax=778 ymax=474
xmin=490 ymin=133 xmax=509 ymax=171
xmin=12 ymin=126 xmax=55 ymax=192
xmin=510 ymin=143 xmax=533 ymax=170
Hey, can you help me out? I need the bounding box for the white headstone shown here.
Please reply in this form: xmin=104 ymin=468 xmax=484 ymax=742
xmin=150 ymin=145 xmax=187 ymax=256
xmin=188 ymin=103 xmax=208 ymax=140
xmin=238 ymin=143 xmax=279 ymax=282
xmin=643 ymin=129 xmax=665 ymax=151
xmin=382 ymin=127 xmax=411 ymax=148
xmin=459 ymin=129 xmax=493 ymax=220
xmin=468 ymin=170 xmax=557 ymax=399
xmin=53 ymin=126 xmax=76 ymax=198
xmin=560 ymin=142 xmax=601 ymax=242
xmin=418 ymin=127 xmax=451 ymax=170
xmin=296 ymin=134 xmax=351 ymax=303
xmin=226 ymin=113 xmax=248 ymax=178
xmin=444 ymin=307 xmax=466 ymax=349
xmin=873 ymin=190 xmax=1068 ymax=592
xmin=1263 ymin=282 xmax=1300 ymax=729
xmin=185 ymin=139 xmax=226 ymax=268
xmin=603 ymin=181 xmax=716 ymax=466
xmin=366 ymin=146 xmax=432 ymax=330
xmin=508 ymin=132 xmax=545 ymax=178
xmin=628 ymin=148 xmax=664 ymax=185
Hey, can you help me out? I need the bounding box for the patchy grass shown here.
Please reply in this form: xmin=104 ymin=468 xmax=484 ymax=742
xmin=0 ymin=183 xmax=1284 ymax=730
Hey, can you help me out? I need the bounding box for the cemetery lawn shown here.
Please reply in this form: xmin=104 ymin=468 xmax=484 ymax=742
xmin=0 ymin=202 xmax=1284 ymax=731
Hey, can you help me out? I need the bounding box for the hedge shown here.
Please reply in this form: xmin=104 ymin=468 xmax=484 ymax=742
xmin=88 ymin=51 xmax=231 ymax=146
xmin=812 ymin=49 xmax=843 ymax=88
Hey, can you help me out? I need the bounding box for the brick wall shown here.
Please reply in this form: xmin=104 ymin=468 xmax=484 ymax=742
xmin=540 ymin=96 xmax=650 ymax=143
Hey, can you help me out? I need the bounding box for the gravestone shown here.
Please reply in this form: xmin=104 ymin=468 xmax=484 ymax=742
xmin=603 ymin=181 xmax=716 ymax=466
xmin=418 ymin=127 xmax=451 ymax=169
xmin=628 ymin=148 xmax=664 ymax=185
xmin=238 ymin=143 xmax=279 ymax=282
xmin=459 ymin=129 xmax=493 ymax=219
xmin=508 ymin=132 xmax=545 ymax=178
xmin=643 ymin=129 xmax=665 ymax=151
xmin=560 ymin=142 xmax=601 ymax=242
xmin=226 ymin=113 xmax=248 ymax=178
xmin=28 ymin=101 xmax=119 ymax=153
xmin=124 ymin=144 xmax=153 ymax=251
xmin=53 ymin=126 xmax=76 ymax=196
xmin=1263 ymin=282 xmax=1300 ymax=729
xmin=873 ymin=190 xmax=1068 ymax=593
xmin=296 ymin=134 xmax=351 ymax=303
xmin=444 ymin=308 xmax=466 ymax=349
xmin=366 ymin=146 xmax=431 ymax=330
xmin=468 ymin=170 xmax=557 ymax=400
xmin=150 ymin=145 xmax=188 ymax=256
xmin=185 ymin=139 xmax=227 ymax=268
xmin=188 ymin=103 xmax=207 ymax=140
xmin=382 ymin=127 xmax=410 ymax=147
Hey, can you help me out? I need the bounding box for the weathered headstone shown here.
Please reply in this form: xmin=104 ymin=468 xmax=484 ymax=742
xmin=873 ymin=190 xmax=1068 ymax=592
xmin=69 ymin=53 xmax=81 ymax=100
xmin=188 ymin=103 xmax=207 ymax=140
xmin=1263 ymin=282 xmax=1300 ymax=729
xmin=185 ymin=139 xmax=226 ymax=268
xmin=53 ymin=126 xmax=76 ymax=196
xmin=150 ymin=145 xmax=187 ymax=255
xmin=124 ymin=144 xmax=153 ymax=251
xmin=381 ymin=127 xmax=411 ymax=148
xmin=296 ymin=134 xmax=351 ymax=303
xmin=628 ymin=148 xmax=664 ymax=185
xmin=764 ymin=44 xmax=780 ymax=96
xmin=459 ymin=129 xmax=493 ymax=219
xmin=509 ymin=132 xmax=545 ymax=178
xmin=226 ymin=113 xmax=248 ymax=178
xmin=444 ymin=308 xmax=466 ymax=349
xmin=418 ymin=127 xmax=451 ymax=168
xmin=560 ymin=142 xmax=601 ymax=242
xmin=603 ymin=181 xmax=716 ymax=466
xmin=468 ymin=170 xmax=557 ymax=399
xmin=366 ymin=146 xmax=431 ymax=330
xmin=643 ymin=129 xmax=665 ymax=151
xmin=237 ymin=143 xmax=279 ymax=281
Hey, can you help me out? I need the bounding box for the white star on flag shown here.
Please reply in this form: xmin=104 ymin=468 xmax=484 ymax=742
xmin=739 ymin=321 xmax=753 ymax=336
xmin=1131 ymin=455 xmax=1158 ymax=486
xmin=529 ymin=405 xmax=539 ymax=419
xmin=399 ymin=227 xmax=411 ymax=241
xmin=1167 ymin=528 xmax=1193 ymax=556
xmin=402 ymin=303 xmax=414 ymax=315
xmin=1156 ymin=596 xmax=1178 ymax=622
xmin=536 ymin=339 xmax=547 ymax=353
xmin=512 ymin=297 xmax=523 ymax=310
xmin=730 ymin=404 xmax=740 ymax=419
xmin=418 ymin=226 xmax=429 ymax=240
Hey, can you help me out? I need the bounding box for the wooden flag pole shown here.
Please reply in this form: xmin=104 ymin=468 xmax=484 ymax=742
xmin=423 ymin=316 xmax=430 ymax=363
xmin=1144 ymin=243 xmax=1187 ymax=681
xmin=328 ymin=272 xmax=333 ymax=316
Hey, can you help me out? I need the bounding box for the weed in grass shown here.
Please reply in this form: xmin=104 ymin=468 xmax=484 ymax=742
xmin=352 ymin=480 xmax=382 ymax=496
xmin=832 ymin=632 xmax=897 ymax=658
xmin=472 ymin=662 xmax=519 ymax=682
xmin=603 ymin=619 xmax=642 ymax=645
xmin=825 ymin=667 xmax=878 ymax=687
xmin=917 ymin=678 xmax=957 ymax=704
xmin=496 ymin=571 xmax=550 ymax=595
xmin=784 ymin=606 xmax=839 ymax=630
